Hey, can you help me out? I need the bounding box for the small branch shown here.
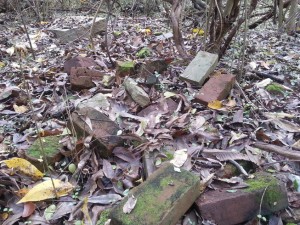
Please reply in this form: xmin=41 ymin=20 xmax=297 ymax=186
xmin=252 ymin=142 xmax=300 ymax=160
xmin=252 ymin=70 xmax=284 ymax=83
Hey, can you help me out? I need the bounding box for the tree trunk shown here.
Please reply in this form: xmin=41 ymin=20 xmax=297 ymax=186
xmin=286 ymin=0 xmax=298 ymax=33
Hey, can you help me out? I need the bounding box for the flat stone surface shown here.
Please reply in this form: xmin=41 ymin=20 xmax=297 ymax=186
xmin=109 ymin=163 xmax=201 ymax=225
xmin=48 ymin=16 xmax=106 ymax=43
xmin=123 ymin=77 xmax=150 ymax=107
xmin=77 ymin=93 xmax=110 ymax=110
xmin=195 ymin=72 xmax=235 ymax=105
xmin=70 ymin=107 xmax=122 ymax=156
xmin=180 ymin=51 xmax=218 ymax=86
xmin=195 ymin=173 xmax=288 ymax=225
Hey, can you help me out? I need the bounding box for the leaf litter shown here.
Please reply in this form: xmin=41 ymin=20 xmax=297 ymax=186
xmin=0 ymin=4 xmax=300 ymax=225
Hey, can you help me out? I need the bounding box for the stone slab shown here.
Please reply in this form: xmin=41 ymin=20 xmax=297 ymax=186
xmin=48 ymin=16 xmax=106 ymax=43
xmin=109 ymin=163 xmax=201 ymax=225
xmin=180 ymin=51 xmax=218 ymax=86
xmin=123 ymin=77 xmax=150 ymax=107
xmin=195 ymin=173 xmax=288 ymax=225
xmin=70 ymin=107 xmax=122 ymax=156
xmin=195 ymin=72 xmax=235 ymax=105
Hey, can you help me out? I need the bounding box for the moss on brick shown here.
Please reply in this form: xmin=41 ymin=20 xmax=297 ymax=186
xmin=27 ymin=136 xmax=61 ymax=159
xmin=109 ymin=163 xmax=200 ymax=225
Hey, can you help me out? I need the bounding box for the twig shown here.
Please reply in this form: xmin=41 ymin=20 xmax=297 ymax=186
xmin=252 ymin=142 xmax=300 ymax=160
xmin=229 ymin=159 xmax=249 ymax=176
xmin=252 ymin=70 xmax=284 ymax=83
xmin=89 ymin=0 xmax=104 ymax=53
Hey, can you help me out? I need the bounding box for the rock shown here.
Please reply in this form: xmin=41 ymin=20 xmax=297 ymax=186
xmin=64 ymin=56 xmax=98 ymax=75
xmin=137 ymin=58 xmax=172 ymax=81
xmin=123 ymin=77 xmax=150 ymax=107
xmin=70 ymin=67 xmax=104 ymax=91
xmin=109 ymin=163 xmax=201 ymax=225
xmin=70 ymin=107 xmax=122 ymax=157
xmin=195 ymin=72 xmax=235 ymax=105
xmin=48 ymin=16 xmax=106 ymax=43
xmin=116 ymin=61 xmax=135 ymax=77
xmin=77 ymin=93 xmax=110 ymax=110
xmin=195 ymin=173 xmax=288 ymax=225
xmin=180 ymin=51 xmax=218 ymax=86
xmin=25 ymin=136 xmax=62 ymax=171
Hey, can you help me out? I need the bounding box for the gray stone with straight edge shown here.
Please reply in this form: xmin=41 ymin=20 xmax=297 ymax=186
xmin=109 ymin=162 xmax=201 ymax=225
xmin=180 ymin=51 xmax=218 ymax=86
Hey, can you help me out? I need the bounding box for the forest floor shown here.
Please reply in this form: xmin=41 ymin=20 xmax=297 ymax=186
xmin=0 ymin=8 xmax=300 ymax=225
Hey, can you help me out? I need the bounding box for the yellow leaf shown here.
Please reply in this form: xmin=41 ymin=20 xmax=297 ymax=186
xmin=208 ymin=100 xmax=222 ymax=109
xmin=40 ymin=21 xmax=49 ymax=25
xmin=13 ymin=104 xmax=28 ymax=113
xmin=82 ymin=197 xmax=92 ymax=224
xmin=17 ymin=179 xmax=73 ymax=204
xmin=164 ymin=91 xmax=177 ymax=98
xmin=3 ymin=157 xmax=44 ymax=179
xmin=0 ymin=61 xmax=5 ymax=68
xmin=192 ymin=28 xmax=205 ymax=35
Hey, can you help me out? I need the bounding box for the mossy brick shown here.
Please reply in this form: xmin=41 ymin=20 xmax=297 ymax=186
xmin=70 ymin=107 xmax=122 ymax=157
xmin=195 ymin=72 xmax=235 ymax=105
xmin=180 ymin=51 xmax=218 ymax=86
xmin=109 ymin=163 xmax=201 ymax=225
xmin=195 ymin=173 xmax=288 ymax=225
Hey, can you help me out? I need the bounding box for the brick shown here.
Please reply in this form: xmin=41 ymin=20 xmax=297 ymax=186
xmin=64 ymin=56 xmax=98 ymax=75
xmin=180 ymin=51 xmax=218 ymax=86
xmin=195 ymin=72 xmax=235 ymax=105
xmin=195 ymin=173 xmax=288 ymax=225
xmin=109 ymin=163 xmax=201 ymax=225
xmin=70 ymin=107 xmax=122 ymax=157
xmin=70 ymin=67 xmax=104 ymax=91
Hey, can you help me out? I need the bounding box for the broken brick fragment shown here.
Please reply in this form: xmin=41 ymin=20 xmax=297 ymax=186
xmin=195 ymin=72 xmax=235 ymax=105
xmin=195 ymin=173 xmax=288 ymax=225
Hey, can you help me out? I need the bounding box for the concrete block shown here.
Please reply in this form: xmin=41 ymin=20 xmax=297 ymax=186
xmin=180 ymin=51 xmax=218 ymax=86
xmin=48 ymin=16 xmax=106 ymax=43
xmin=109 ymin=163 xmax=201 ymax=225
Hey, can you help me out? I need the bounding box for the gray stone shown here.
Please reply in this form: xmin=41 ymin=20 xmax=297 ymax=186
xmin=123 ymin=77 xmax=150 ymax=107
xmin=48 ymin=16 xmax=106 ymax=43
xmin=180 ymin=51 xmax=218 ymax=86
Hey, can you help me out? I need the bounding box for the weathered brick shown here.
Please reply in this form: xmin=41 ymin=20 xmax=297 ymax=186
xmin=70 ymin=107 xmax=122 ymax=156
xmin=70 ymin=67 xmax=104 ymax=91
xmin=180 ymin=51 xmax=218 ymax=86
xmin=64 ymin=56 xmax=98 ymax=75
xmin=195 ymin=72 xmax=235 ymax=105
xmin=195 ymin=173 xmax=288 ymax=225
xmin=109 ymin=163 xmax=201 ymax=225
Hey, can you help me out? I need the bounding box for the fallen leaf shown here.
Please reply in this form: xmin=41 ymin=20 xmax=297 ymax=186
xmin=164 ymin=91 xmax=177 ymax=98
xmin=44 ymin=204 xmax=56 ymax=221
xmin=208 ymin=100 xmax=222 ymax=109
xmin=88 ymin=194 xmax=122 ymax=204
xmin=13 ymin=104 xmax=28 ymax=113
xmin=22 ymin=202 xmax=36 ymax=217
xmin=17 ymin=179 xmax=73 ymax=203
xmin=123 ymin=195 xmax=137 ymax=214
xmin=2 ymin=157 xmax=44 ymax=179
xmin=170 ymin=149 xmax=188 ymax=168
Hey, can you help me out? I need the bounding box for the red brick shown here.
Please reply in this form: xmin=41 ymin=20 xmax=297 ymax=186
xmin=64 ymin=56 xmax=98 ymax=74
xmin=195 ymin=173 xmax=288 ymax=225
xmin=70 ymin=107 xmax=122 ymax=156
xmin=70 ymin=67 xmax=104 ymax=91
xmin=195 ymin=72 xmax=235 ymax=105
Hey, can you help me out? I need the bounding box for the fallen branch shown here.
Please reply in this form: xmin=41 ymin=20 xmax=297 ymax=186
xmin=252 ymin=142 xmax=300 ymax=160
xmin=252 ymin=70 xmax=284 ymax=83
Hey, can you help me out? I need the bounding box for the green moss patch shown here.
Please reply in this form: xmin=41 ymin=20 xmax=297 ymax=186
xmin=266 ymin=83 xmax=285 ymax=95
xmin=27 ymin=136 xmax=62 ymax=159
